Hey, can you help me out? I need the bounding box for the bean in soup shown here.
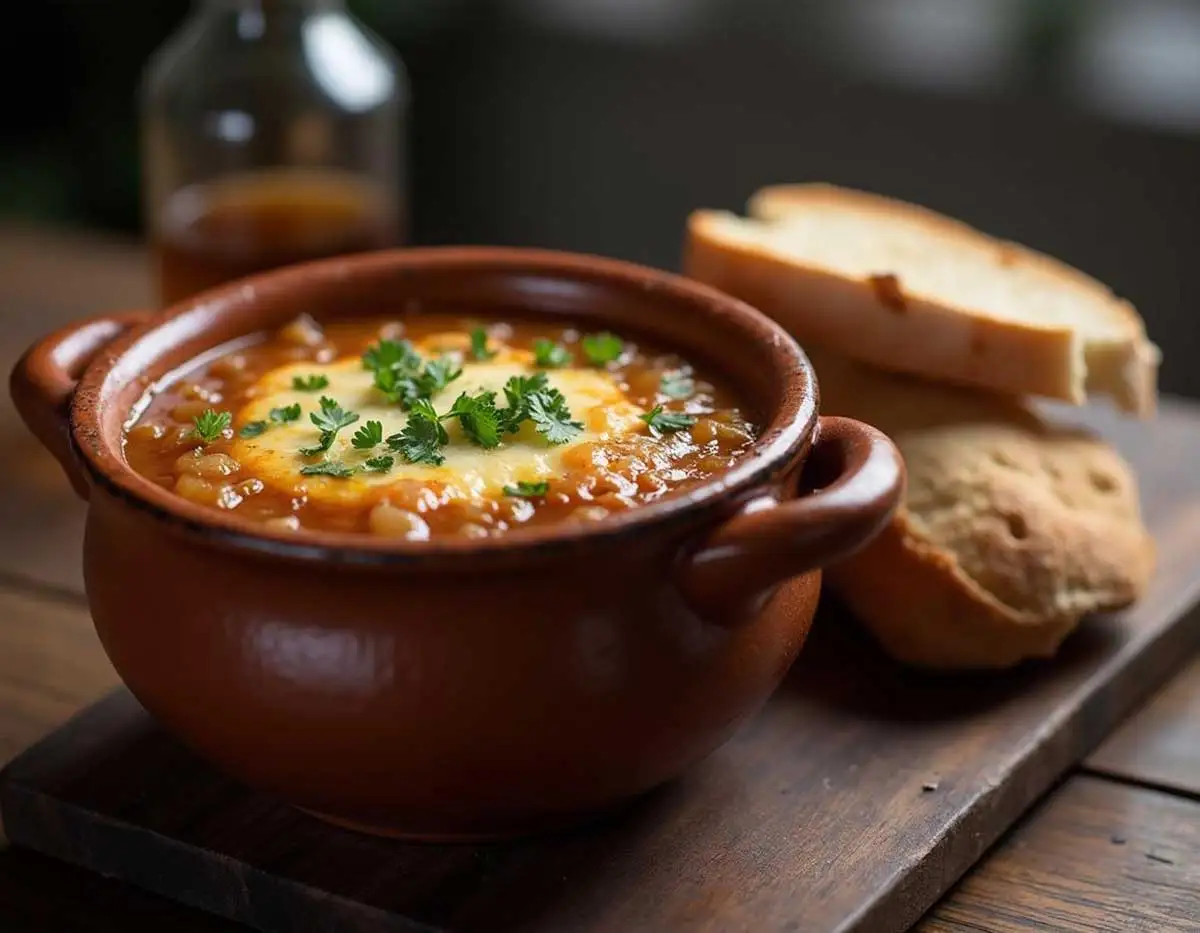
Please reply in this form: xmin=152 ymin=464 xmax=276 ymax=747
xmin=123 ymin=315 xmax=758 ymax=540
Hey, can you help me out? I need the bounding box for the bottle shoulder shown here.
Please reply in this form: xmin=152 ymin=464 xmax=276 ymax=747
xmin=142 ymin=10 xmax=406 ymax=115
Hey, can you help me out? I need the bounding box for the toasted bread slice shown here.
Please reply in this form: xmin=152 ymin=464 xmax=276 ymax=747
xmin=685 ymin=184 xmax=1159 ymax=416
xmin=808 ymin=346 xmax=1156 ymax=669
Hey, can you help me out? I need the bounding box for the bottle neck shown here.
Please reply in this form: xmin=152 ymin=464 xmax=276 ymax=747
xmin=195 ymin=0 xmax=346 ymax=39
xmin=201 ymin=0 xmax=345 ymax=10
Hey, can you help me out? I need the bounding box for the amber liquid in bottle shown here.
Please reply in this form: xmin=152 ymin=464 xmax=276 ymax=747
xmin=152 ymin=168 xmax=401 ymax=306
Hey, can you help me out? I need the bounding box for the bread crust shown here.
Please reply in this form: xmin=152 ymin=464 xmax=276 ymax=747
xmin=808 ymin=350 xmax=1156 ymax=669
xmin=684 ymin=184 xmax=1159 ymax=416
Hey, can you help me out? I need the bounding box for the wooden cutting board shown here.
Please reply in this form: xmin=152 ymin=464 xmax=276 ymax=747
xmin=3 ymin=398 xmax=1200 ymax=933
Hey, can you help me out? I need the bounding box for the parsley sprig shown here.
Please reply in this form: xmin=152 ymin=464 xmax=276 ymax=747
xmin=504 ymin=480 xmax=549 ymax=497
xmin=581 ymin=332 xmax=624 ymax=366
xmin=292 ymin=374 xmax=329 ymax=392
xmin=300 ymin=396 xmax=360 ymax=455
xmin=533 ymin=338 xmax=571 ymax=369
xmin=641 ymin=406 xmax=696 ymax=435
xmin=351 ymin=420 xmax=384 ymax=450
xmin=470 ymin=328 xmax=496 ymax=361
xmin=446 ymin=390 xmax=502 ymax=449
xmin=239 ymin=403 xmax=301 ymax=439
xmin=660 ymin=370 xmax=695 ymax=400
xmin=300 ymin=461 xmax=357 ymax=478
xmin=526 ymin=387 xmax=584 ymax=444
xmin=192 ymin=409 xmax=232 ymax=443
xmin=497 ymin=372 xmax=583 ymax=444
xmin=362 ymin=338 xmax=463 ymax=410
xmin=387 ymin=399 xmax=450 ymax=466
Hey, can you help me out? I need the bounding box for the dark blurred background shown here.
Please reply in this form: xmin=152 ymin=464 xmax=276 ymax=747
xmin=3 ymin=0 xmax=1198 ymax=396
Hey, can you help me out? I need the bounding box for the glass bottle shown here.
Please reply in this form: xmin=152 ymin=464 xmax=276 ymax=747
xmin=141 ymin=0 xmax=408 ymax=306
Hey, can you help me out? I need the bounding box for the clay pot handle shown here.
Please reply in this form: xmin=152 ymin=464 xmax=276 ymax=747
xmin=10 ymin=311 xmax=150 ymax=500
xmin=679 ymin=416 xmax=905 ymax=622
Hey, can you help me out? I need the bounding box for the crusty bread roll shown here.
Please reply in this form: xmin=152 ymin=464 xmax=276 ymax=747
xmin=809 ymin=347 xmax=1155 ymax=669
xmin=685 ymin=184 xmax=1159 ymax=417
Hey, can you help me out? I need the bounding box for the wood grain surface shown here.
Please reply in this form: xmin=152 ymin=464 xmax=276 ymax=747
xmin=0 ymin=589 xmax=115 ymax=767
xmin=1087 ymin=652 xmax=1200 ymax=799
xmin=0 ymin=226 xmax=147 ymax=596
xmin=2 ymin=224 xmax=1200 ymax=933
xmin=917 ymin=776 xmax=1200 ymax=932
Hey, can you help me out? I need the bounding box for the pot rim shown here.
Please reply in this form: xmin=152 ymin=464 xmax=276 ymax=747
xmin=69 ymin=246 xmax=817 ymax=567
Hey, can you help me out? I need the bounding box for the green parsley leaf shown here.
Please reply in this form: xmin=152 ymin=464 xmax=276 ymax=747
xmin=310 ymin=396 xmax=359 ymax=434
xmin=470 ymin=328 xmax=496 ymax=361
xmin=362 ymin=338 xmax=421 ymax=374
xmin=527 ymin=387 xmax=584 ymax=445
xmin=298 ymin=432 xmax=336 ymax=457
xmin=445 ymin=390 xmax=502 ymax=449
xmin=388 ymin=417 xmax=448 ymax=466
xmin=386 ymin=400 xmax=450 ymax=465
xmin=504 ymin=480 xmax=550 ymax=497
xmin=371 ymin=364 xmax=414 ymax=406
xmin=192 ymin=409 xmax=232 ymax=443
xmin=660 ymin=370 xmax=695 ymax=400
xmin=299 ymin=461 xmax=358 ymax=478
xmin=299 ymin=397 xmax=359 ymax=456
xmin=270 ymin=403 xmax=302 ymax=424
xmin=533 ymin=338 xmax=571 ymax=368
xmin=640 ymin=406 xmax=697 ymax=434
xmin=292 ymin=374 xmax=329 ymax=392
xmin=367 ymin=342 xmax=462 ymax=410
xmin=408 ymin=397 xmax=443 ymax=424
xmin=499 ymin=372 xmax=549 ymax=432
xmin=581 ymin=332 xmax=624 ymax=366
xmin=241 ymin=405 xmax=301 ymax=440
xmin=352 ymin=420 xmax=384 ymax=450
xmin=419 ymin=357 xmax=463 ymax=396
xmin=364 ymin=455 xmax=394 ymax=473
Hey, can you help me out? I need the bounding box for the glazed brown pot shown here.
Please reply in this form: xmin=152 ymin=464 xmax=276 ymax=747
xmin=11 ymin=247 xmax=904 ymax=840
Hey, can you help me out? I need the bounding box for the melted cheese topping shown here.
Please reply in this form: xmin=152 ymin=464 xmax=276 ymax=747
xmin=230 ymin=340 xmax=645 ymax=505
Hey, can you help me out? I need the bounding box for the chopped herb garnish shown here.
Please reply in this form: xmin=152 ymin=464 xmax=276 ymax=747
xmin=581 ymin=332 xmax=624 ymax=366
xmin=299 ymin=461 xmax=358 ymax=478
xmin=504 ymin=480 xmax=549 ymax=497
xmin=420 ymin=357 xmax=463 ymax=396
xmin=498 ymin=372 xmax=548 ymax=433
xmin=292 ymin=374 xmax=329 ymax=392
xmin=526 ymin=387 xmax=584 ymax=445
xmin=192 ymin=409 xmax=232 ymax=443
xmin=362 ymin=338 xmax=420 ymax=374
xmin=299 ymin=397 xmax=359 ymax=455
xmin=352 ymin=420 xmax=384 ymax=450
xmin=495 ymin=371 xmax=583 ymax=444
xmin=533 ymin=338 xmax=571 ymax=369
xmin=640 ymin=406 xmax=697 ymax=434
xmin=269 ymin=403 xmax=302 ymax=424
xmin=364 ymin=455 xmax=394 ymax=473
xmin=310 ymin=396 xmax=359 ymax=434
xmin=387 ymin=400 xmax=450 ymax=466
xmin=241 ymin=404 xmax=301 ymax=440
xmin=363 ymin=337 xmax=462 ymax=409
xmin=445 ymin=390 xmax=502 ymax=449
xmin=470 ymin=328 xmax=496 ymax=361
xmin=299 ymin=432 xmax=335 ymax=457
xmin=660 ymin=370 xmax=695 ymax=400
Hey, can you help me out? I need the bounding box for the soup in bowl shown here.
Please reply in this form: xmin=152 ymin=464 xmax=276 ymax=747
xmin=11 ymin=247 xmax=903 ymax=839
xmin=124 ymin=314 xmax=760 ymax=540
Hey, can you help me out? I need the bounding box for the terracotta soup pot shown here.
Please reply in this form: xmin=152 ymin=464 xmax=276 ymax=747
xmin=11 ymin=247 xmax=903 ymax=840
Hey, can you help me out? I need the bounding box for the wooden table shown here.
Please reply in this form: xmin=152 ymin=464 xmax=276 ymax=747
xmin=0 ymin=225 xmax=1197 ymax=931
